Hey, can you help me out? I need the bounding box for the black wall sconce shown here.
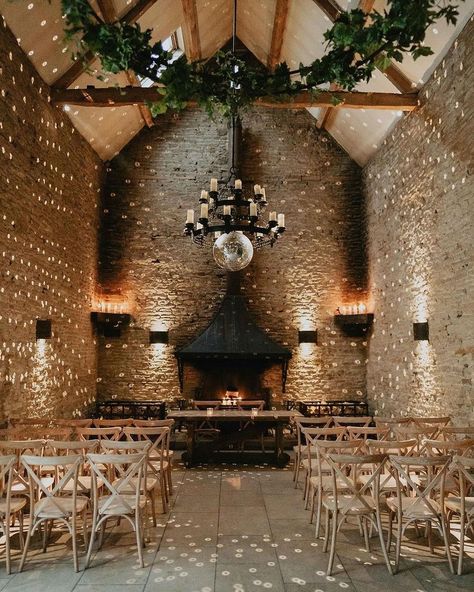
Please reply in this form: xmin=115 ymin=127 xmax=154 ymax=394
xmin=298 ymin=330 xmax=317 ymax=344
xmin=150 ymin=330 xmax=169 ymax=344
xmin=36 ymin=319 xmax=52 ymax=340
xmin=413 ymin=321 xmax=429 ymax=341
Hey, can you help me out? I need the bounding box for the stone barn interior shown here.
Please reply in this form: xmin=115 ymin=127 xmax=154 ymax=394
xmin=0 ymin=0 xmax=473 ymax=590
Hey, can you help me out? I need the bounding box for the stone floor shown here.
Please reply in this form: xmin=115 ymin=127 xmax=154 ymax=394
xmin=1 ymin=462 xmax=473 ymax=592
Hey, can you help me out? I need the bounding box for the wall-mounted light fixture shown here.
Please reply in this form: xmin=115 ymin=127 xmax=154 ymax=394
xmin=413 ymin=321 xmax=429 ymax=341
xmin=35 ymin=319 xmax=52 ymax=340
xmin=150 ymin=330 xmax=169 ymax=344
xmin=298 ymin=330 xmax=317 ymax=344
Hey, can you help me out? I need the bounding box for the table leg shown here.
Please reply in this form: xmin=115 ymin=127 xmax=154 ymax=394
xmin=275 ymin=423 xmax=289 ymax=467
xmin=182 ymin=422 xmax=195 ymax=468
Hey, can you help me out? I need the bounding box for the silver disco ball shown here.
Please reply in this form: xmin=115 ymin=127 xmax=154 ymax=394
xmin=213 ymin=231 xmax=254 ymax=271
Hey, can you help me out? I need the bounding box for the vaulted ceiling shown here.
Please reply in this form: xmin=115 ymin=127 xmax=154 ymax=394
xmin=1 ymin=0 xmax=472 ymax=164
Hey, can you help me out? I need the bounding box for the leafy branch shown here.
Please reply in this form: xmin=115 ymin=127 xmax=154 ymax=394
xmin=58 ymin=0 xmax=463 ymax=117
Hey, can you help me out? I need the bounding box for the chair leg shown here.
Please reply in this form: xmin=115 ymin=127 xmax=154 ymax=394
xmin=135 ymin=512 xmax=145 ymax=568
xmin=85 ymin=513 xmax=98 ymax=569
xmin=327 ymin=510 xmax=339 ymax=576
xmin=394 ymin=513 xmax=402 ymax=574
xmin=82 ymin=508 xmax=89 ymax=548
xmin=439 ymin=514 xmax=454 ymax=574
xmin=427 ymin=521 xmax=434 ymax=555
xmin=19 ymin=523 xmax=34 ymax=572
xmin=458 ymin=511 xmax=465 ymax=576
xmin=387 ymin=509 xmax=393 ymax=552
xmin=18 ymin=511 xmax=25 ymax=551
xmin=375 ymin=509 xmax=393 ymax=576
xmin=167 ymin=463 xmax=173 ymax=496
xmin=315 ymin=487 xmax=323 ymax=539
xmin=323 ymin=509 xmax=330 ymax=553
xmin=71 ymin=517 xmax=79 ymax=573
xmin=3 ymin=517 xmax=11 ymax=576
xmin=362 ymin=518 xmax=370 ymax=552
xmin=150 ymin=489 xmax=158 ymax=526
xmin=160 ymin=477 xmax=168 ymax=514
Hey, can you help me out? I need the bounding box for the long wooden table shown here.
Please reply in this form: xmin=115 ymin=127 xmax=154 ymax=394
xmin=168 ymin=410 xmax=300 ymax=467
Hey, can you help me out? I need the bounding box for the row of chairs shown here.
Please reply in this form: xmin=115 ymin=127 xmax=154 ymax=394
xmin=293 ymin=421 xmax=474 ymax=576
xmin=0 ymin=426 xmax=174 ymax=573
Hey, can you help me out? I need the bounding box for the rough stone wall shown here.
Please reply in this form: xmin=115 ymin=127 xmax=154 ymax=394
xmin=98 ymin=107 xmax=368 ymax=405
xmin=0 ymin=20 xmax=103 ymax=419
xmin=364 ymin=18 xmax=474 ymax=423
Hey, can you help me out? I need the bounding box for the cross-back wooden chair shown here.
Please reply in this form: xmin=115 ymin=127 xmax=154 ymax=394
xmin=123 ymin=427 xmax=170 ymax=515
xmin=0 ymin=455 xmax=26 ymax=574
xmin=346 ymin=426 xmax=390 ymax=444
xmin=393 ymin=425 xmax=439 ymax=454
xmin=445 ymin=455 xmax=474 ymax=575
xmin=412 ymin=416 xmax=452 ymax=429
xmin=292 ymin=417 xmax=333 ymax=487
xmin=132 ymin=419 xmax=175 ymax=495
xmin=364 ymin=439 xmax=417 ymax=497
xmin=440 ymin=426 xmax=474 ymax=441
xmin=332 ymin=416 xmax=372 ymax=428
xmin=19 ymin=454 xmax=88 ymax=573
xmin=8 ymin=418 xmax=51 ymax=428
xmin=310 ymin=439 xmax=363 ymax=537
xmin=236 ymin=400 xmax=265 ymax=411
xmin=192 ymin=400 xmax=222 ymax=410
xmin=55 ymin=419 xmax=93 ymax=428
xmin=77 ymin=427 xmax=121 ymax=443
xmin=374 ymin=416 xmax=413 ymax=438
xmin=321 ymin=452 xmax=392 ymax=576
xmin=0 ymin=440 xmax=48 ymax=499
xmin=300 ymin=427 xmax=346 ymax=507
xmin=45 ymin=440 xmax=101 ymax=494
xmin=93 ymin=418 xmax=134 ymax=428
xmin=85 ymin=451 xmax=148 ymax=568
xmin=387 ymin=454 xmax=454 ymax=574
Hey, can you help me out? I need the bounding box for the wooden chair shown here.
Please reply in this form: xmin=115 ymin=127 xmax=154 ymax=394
xmin=387 ymin=455 xmax=454 ymax=574
xmin=0 ymin=440 xmax=49 ymax=499
xmin=123 ymin=427 xmax=170 ymax=515
xmin=440 ymin=426 xmax=474 ymax=440
xmin=55 ymin=419 xmax=93 ymax=428
xmin=85 ymin=451 xmax=148 ymax=568
xmin=19 ymin=454 xmax=88 ymax=573
xmin=133 ymin=419 xmax=175 ymax=496
xmin=445 ymin=455 xmax=474 ymax=575
xmin=364 ymin=439 xmax=417 ymax=497
xmin=236 ymin=400 xmax=265 ymax=411
xmin=93 ymin=418 xmax=134 ymax=428
xmin=374 ymin=416 xmax=413 ymax=438
xmin=346 ymin=426 xmax=390 ymax=443
xmin=292 ymin=417 xmax=333 ymax=487
xmin=192 ymin=400 xmax=222 ymax=410
xmin=300 ymin=427 xmax=346 ymax=508
xmin=45 ymin=440 xmax=101 ymax=494
xmin=333 ymin=416 xmax=372 ymax=428
xmin=310 ymin=439 xmax=363 ymax=537
xmin=393 ymin=425 xmax=440 ymax=453
xmin=77 ymin=427 xmax=121 ymax=442
xmin=0 ymin=455 xmax=26 ymax=574
xmin=412 ymin=416 xmax=452 ymax=429
xmin=8 ymin=418 xmax=51 ymax=428
xmin=321 ymin=452 xmax=392 ymax=576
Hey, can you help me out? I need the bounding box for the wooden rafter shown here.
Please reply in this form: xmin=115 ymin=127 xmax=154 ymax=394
xmin=52 ymin=0 xmax=159 ymax=89
xmin=180 ymin=0 xmax=201 ymax=61
xmin=51 ymin=87 xmax=419 ymax=110
xmin=311 ymin=0 xmax=414 ymax=93
xmin=95 ymin=0 xmax=116 ymax=24
xmin=358 ymin=0 xmax=376 ymax=13
xmin=268 ymin=0 xmax=291 ymax=70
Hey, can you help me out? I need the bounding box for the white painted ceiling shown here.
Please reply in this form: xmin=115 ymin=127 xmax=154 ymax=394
xmin=0 ymin=0 xmax=472 ymax=164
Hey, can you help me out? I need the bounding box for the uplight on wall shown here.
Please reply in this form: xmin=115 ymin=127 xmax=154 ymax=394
xmin=413 ymin=321 xmax=429 ymax=341
xmin=35 ymin=319 xmax=52 ymax=340
xmin=298 ymin=330 xmax=318 ymax=344
xmin=149 ymin=330 xmax=169 ymax=344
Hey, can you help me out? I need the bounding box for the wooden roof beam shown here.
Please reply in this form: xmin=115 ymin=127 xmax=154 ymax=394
xmin=310 ymin=0 xmax=415 ymax=93
xmin=51 ymin=87 xmax=419 ymax=110
xmin=180 ymin=0 xmax=201 ymax=61
xmin=268 ymin=0 xmax=291 ymax=70
xmin=52 ymin=0 xmax=160 ymax=89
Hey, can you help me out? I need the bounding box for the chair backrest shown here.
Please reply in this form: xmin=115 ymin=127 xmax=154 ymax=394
xmin=365 ymin=439 xmax=417 ymax=456
xmin=87 ymin=452 xmax=146 ymax=516
xmin=424 ymin=439 xmax=474 ymax=457
xmin=449 ymin=455 xmax=474 ymax=514
xmin=323 ymin=452 xmax=388 ymax=513
xmin=374 ymin=417 xmax=413 ymax=431
xmin=0 ymin=455 xmax=19 ymax=510
xmin=300 ymin=427 xmax=346 ymax=451
xmin=45 ymin=440 xmax=100 ymax=455
xmin=38 ymin=428 xmax=75 ymax=441
xmin=100 ymin=439 xmax=151 ymax=454
xmin=333 ymin=416 xmax=372 ymax=427
xmin=93 ymin=418 xmax=134 ymax=427
xmin=393 ymin=425 xmax=439 ymax=452
xmin=21 ymin=454 xmax=83 ymax=516
xmin=439 ymin=426 xmax=474 ymax=440
xmin=123 ymin=426 xmax=170 ymax=474
xmin=412 ymin=416 xmax=451 ymax=428
xmin=192 ymin=400 xmax=221 ymax=410
xmin=77 ymin=427 xmax=121 ymax=442
xmin=54 ymin=419 xmax=93 ymax=428
xmin=0 ymin=440 xmax=46 ymax=454
xmin=389 ymin=454 xmax=451 ymax=516
xmin=132 ymin=419 xmax=175 ymax=429
xmin=8 ymin=418 xmax=51 ymax=428
xmin=346 ymin=426 xmax=390 ymax=441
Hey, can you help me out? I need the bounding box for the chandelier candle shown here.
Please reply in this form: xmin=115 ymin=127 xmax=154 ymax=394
xmin=210 ymin=178 xmax=218 ymax=192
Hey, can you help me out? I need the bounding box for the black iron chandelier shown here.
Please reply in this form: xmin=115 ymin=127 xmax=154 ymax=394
xmin=183 ymin=0 xmax=286 ymax=272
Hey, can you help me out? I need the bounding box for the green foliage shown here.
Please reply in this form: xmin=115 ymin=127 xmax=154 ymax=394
xmin=57 ymin=0 xmax=463 ymax=116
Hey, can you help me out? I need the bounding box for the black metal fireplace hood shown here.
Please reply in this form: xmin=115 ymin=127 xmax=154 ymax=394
xmin=175 ymin=295 xmax=291 ymax=392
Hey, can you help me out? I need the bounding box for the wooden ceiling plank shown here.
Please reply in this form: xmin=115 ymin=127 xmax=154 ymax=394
xmin=268 ymin=0 xmax=291 ymax=70
xmin=53 ymin=0 xmax=160 ymax=89
xmin=310 ymin=0 xmax=415 ymax=93
xmin=51 ymin=87 xmax=418 ymax=110
xmin=180 ymin=0 xmax=201 ymax=61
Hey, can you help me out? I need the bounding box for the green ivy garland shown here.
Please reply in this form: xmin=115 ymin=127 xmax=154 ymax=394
xmin=61 ymin=0 xmax=463 ymax=117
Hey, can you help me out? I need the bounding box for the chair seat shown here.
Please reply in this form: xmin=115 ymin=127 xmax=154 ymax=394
xmin=113 ymin=476 xmax=158 ymax=493
xmin=386 ymin=496 xmax=442 ymax=519
xmin=323 ymin=494 xmax=378 ymax=514
xmin=97 ymin=494 xmax=147 ymax=516
xmin=35 ymin=496 xmax=89 ymax=519
xmin=445 ymin=496 xmax=474 ymax=513
xmin=0 ymin=498 xmax=27 ymax=515
xmin=309 ymin=475 xmax=354 ymax=492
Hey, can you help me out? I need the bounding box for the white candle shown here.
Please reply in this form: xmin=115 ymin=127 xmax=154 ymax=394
xmin=200 ymin=190 xmax=208 ymax=202
xmin=250 ymin=202 xmax=257 ymax=217
xmin=261 ymin=187 xmax=266 ymax=200
xmin=269 ymin=211 xmax=277 ymax=222
xmin=200 ymin=203 xmax=208 ymax=219
xmin=186 ymin=209 xmax=194 ymax=224
xmin=223 ymin=205 xmax=231 ymax=216
xmin=277 ymin=213 xmax=285 ymax=227
xmin=254 ymin=184 xmax=261 ymax=195
xmin=210 ymin=178 xmax=218 ymax=191
xmin=235 ymin=179 xmax=242 ymax=189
